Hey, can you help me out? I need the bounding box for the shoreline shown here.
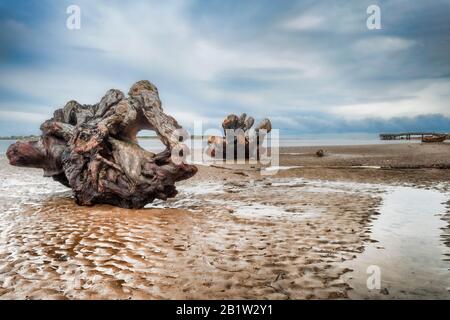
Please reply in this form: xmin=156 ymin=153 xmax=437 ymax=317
xmin=0 ymin=142 xmax=449 ymax=299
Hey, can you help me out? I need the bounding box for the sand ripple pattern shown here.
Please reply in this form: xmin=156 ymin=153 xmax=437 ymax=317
xmin=0 ymin=160 xmax=387 ymax=299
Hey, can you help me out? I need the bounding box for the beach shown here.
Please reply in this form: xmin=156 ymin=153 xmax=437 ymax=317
xmin=0 ymin=142 xmax=449 ymax=299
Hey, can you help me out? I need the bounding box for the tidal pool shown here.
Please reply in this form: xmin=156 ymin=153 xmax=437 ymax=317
xmin=345 ymin=186 xmax=450 ymax=299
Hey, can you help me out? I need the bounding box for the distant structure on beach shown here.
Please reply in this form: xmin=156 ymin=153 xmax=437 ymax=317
xmin=379 ymin=132 xmax=448 ymax=141
xmin=380 ymin=132 xmax=449 ymax=143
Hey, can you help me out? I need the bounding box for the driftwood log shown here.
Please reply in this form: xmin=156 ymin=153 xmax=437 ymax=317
xmin=6 ymin=80 xmax=197 ymax=208
xmin=206 ymin=113 xmax=272 ymax=160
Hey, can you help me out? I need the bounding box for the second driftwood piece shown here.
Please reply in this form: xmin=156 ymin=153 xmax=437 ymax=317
xmin=207 ymin=113 xmax=272 ymax=160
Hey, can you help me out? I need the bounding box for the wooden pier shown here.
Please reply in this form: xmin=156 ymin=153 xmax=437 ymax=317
xmin=379 ymin=132 xmax=447 ymax=140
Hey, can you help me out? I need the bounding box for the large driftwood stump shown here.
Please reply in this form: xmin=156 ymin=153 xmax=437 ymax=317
xmin=207 ymin=113 xmax=272 ymax=160
xmin=7 ymin=80 xmax=197 ymax=208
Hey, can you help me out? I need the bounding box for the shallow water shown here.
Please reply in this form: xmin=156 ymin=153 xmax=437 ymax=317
xmin=345 ymin=186 xmax=450 ymax=299
xmin=0 ymin=134 xmax=420 ymax=154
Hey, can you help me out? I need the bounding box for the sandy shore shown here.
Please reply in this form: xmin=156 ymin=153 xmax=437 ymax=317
xmin=0 ymin=142 xmax=449 ymax=299
xmin=280 ymin=142 xmax=450 ymax=168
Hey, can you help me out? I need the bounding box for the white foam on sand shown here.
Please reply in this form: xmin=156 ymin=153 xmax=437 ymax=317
xmin=180 ymin=182 xmax=225 ymax=195
xmin=232 ymin=202 xmax=320 ymax=220
xmin=352 ymin=165 xmax=381 ymax=169
xmin=263 ymin=165 xmax=303 ymax=172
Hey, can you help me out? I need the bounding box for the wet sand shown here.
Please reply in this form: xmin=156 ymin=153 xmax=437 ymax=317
xmin=0 ymin=142 xmax=450 ymax=299
xmin=279 ymin=142 xmax=450 ymax=168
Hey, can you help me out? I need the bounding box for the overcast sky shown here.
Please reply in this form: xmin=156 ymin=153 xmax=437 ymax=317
xmin=1 ymin=0 xmax=449 ymax=136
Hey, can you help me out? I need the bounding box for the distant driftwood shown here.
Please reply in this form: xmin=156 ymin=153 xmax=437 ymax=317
xmin=7 ymin=81 xmax=197 ymax=208
xmin=207 ymin=113 xmax=272 ymax=160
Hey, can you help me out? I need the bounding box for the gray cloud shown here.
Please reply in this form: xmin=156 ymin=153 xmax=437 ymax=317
xmin=0 ymin=0 xmax=449 ymax=136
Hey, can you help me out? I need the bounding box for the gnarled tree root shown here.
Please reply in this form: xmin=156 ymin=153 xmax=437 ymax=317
xmin=7 ymin=80 xmax=197 ymax=209
xmin=206 ymin=113 xmax=272 ymax=160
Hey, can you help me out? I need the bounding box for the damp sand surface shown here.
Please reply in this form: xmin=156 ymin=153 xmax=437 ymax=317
xmin=1 ymin=142 xmax=450 ymax=299
xmin=0 ymin=164 xmax=378 ymax=299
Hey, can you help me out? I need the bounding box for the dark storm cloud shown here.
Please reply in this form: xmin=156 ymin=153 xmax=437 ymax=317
xmin=0 ymin=0 xmax=449 ymax=135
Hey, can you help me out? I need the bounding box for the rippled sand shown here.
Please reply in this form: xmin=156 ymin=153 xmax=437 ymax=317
xmin=0 ymin=154 xmax=449 ymax=299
